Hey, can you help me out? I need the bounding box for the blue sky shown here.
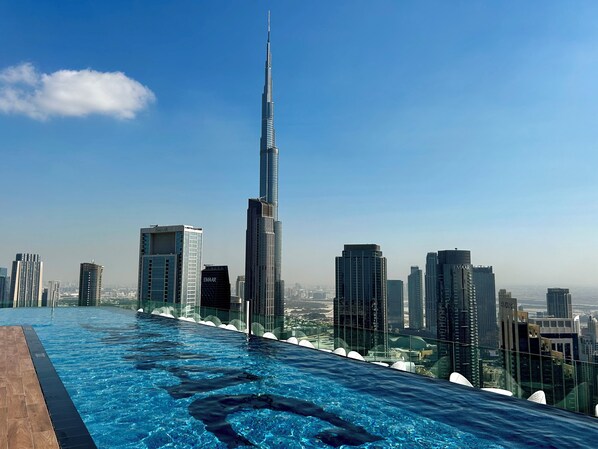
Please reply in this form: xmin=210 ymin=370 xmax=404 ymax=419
xmin=1 ymin=1 xmax=598 ymax=289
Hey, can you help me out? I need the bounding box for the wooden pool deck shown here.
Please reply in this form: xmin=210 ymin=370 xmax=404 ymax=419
xmin=0 ymin=326 xmax=60 ymax=449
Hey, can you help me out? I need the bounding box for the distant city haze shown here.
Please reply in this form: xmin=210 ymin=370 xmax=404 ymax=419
xmin=1 ymin=2 xmax=598 ymax=295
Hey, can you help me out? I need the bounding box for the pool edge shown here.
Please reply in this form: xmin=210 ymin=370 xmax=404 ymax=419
xmin=22 ymin=325 xmax=97 ymax=449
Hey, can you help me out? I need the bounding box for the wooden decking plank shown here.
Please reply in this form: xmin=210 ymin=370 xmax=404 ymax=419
xmin=7 ymin=418 xmax=33 ymax=449
xmin=0 ymin=406 xmax=8 ymax=440
xmin=32 ymin=430 xmax=59 ymax=449
xmin=0 ymin=327 xmax=60 ymax=449
xmin=7 ymin=395 xmax=28 ymax=419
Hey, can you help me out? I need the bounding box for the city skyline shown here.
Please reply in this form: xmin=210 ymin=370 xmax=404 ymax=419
xmin=2 ymin=2 xmax=598 ymax=289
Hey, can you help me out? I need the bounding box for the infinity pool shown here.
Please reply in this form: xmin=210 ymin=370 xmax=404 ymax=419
xmin=1 ymin=307 xmax=596 ymax=448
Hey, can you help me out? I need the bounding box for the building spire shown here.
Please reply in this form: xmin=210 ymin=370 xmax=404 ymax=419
xmin=259 ymin=9 xmax=277 ymax=217
xmin=266 ymin=11 xmax=272 ymax=69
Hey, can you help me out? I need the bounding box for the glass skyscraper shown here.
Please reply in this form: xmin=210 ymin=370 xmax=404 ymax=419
xmin=245 ymin=199 xmax=276 ymax=331
xmin=408 ymin=266 xmax=423 ymax=330
xmin=201 ymin=265 xmax=231 ymax=312
xmin=387 ymin=280 xmax=404 ymax=331
xmin=138 ymin=225 xmax=203 ymax=314
xmin=436 ymin=249 xmax=480 ymax=387
xmin=334 ymin=244 xmax=388 ymax=356
xmin=246 ymin=14 xmax=284 ymax=330
xmin=546 ymin=288 xmax=572 ymax=319
xmin=425 ymin=252 xmax=438 ymax=334
xmin=472 ymin=266 xmax=497 ymax=348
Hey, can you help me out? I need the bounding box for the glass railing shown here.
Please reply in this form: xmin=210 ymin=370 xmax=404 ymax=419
xmin=131 ymin=299 xmax=598 ymax=418
xmin=137 ymin=299 xmax=248 ymax=332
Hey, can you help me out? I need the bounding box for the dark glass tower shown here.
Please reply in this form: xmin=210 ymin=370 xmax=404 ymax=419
xmin=436 ymin=250 xmax=480 ymax=387
xmin=259 ymin=13 xmax=284 ymax=329
xmin=546 ymin=288 xmax=572 ymax=319
xmin=408 ymin=266 xmax=423 ymax=330
xmin=472 ymin=266 xmax=497 ymax=348
xmin=245 ymin=199 xmax=276 ymax=331
xmin=79 ymin=262 xmax=103 ymax=307
xmin=425 ymin=252 xmax=438 ymax=334
xmin=334 ymin=244 xmax=388 ymax=356
xmin=0 ymin=267 xmax=8 ymax=307
xmin=201 ymin=265 xmax=231 ymax=312
xmin=387 ymin=280 xmax=404 ymax=331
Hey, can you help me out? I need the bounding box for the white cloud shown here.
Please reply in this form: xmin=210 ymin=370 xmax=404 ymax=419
xmin=0 ymin=63 xmax=155 ymax=120
xmin=0 ymin=62 xmax=38 ymax=85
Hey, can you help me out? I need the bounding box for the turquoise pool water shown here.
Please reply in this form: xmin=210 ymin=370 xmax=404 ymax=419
xmin=1 ymin=307 xmax=596 ymax=448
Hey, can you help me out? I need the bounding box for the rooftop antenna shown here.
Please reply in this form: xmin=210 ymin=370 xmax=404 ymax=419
xmin=268 ymin=10 xmax=271 ymax=41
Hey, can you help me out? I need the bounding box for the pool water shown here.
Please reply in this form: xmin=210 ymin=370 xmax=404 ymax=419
xmin=1 ymin=307 xmax=596 ymax=448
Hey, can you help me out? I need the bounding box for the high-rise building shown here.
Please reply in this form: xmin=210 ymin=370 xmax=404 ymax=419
xmin=245 ymin=199 xmax=276 ymax=331
xmin=79 ymin=263 xmax=103 ymax=306
xmin=408 ymin=266 xmax=423 ymax=330
xmin=334 ymin=244 xmax=388 ymax=355
xmin=498 ymin=289 xmax=520 ymax=392
xmin=230 ymin=295 xmax=243 ymax=318
xmin=0 ymin=267 xmax=8 ymax=307
xmin=201 ymin=265 xmax=231 ymax=312
xmin=499 ymin=292 xmax=553 ymax=396
xmin=472 ymin=266 xmax=497 ymax=348
xmin=138 ymin=225 xmax=203 ymax=313
xmin=9 ymin=253 xmax=43 ymax=308
xmin=588 ymin=316 xmax=598 ymax=346
xmin=42 ymin=280 xmax=60 ymax=307
xmin=528 ymin=317 xmax=580 ymax=361
xmin=436 ymin=250 xmax=480 ymax=387
xmin=424 ymin=252 xmax=438 ymax=334
xmin=236 ymin=275 xmax=245 ymax=300
xmin=258 ymin=13 xmax=284 ymax=329
xmin=498 ymin=292 xmax=579 ymax=409
xmin=547 ymin=288 xmax=572 ymax=319
xmin=387 ymin=280 xmax=404 ymax=331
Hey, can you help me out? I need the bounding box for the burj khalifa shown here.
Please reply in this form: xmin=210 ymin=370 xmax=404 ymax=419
xmin=261 ymin=13 xmax=284 ymax=329
xmin=245 ymin=12 xmax=284 ymax=331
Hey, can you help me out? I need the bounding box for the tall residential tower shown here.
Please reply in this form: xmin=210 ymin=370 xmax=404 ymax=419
xmin=436 ymin=249 xmax=480 ymax=387
xmin=408 ymin=266 xmax=423 ymax=330
xmin=9 ymin=253 xmax=43 ymax=308
xmin=138 ymin=225 xmax=203 ymax=313
xmin=79 ymin=263 xmax=103 ymax=307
